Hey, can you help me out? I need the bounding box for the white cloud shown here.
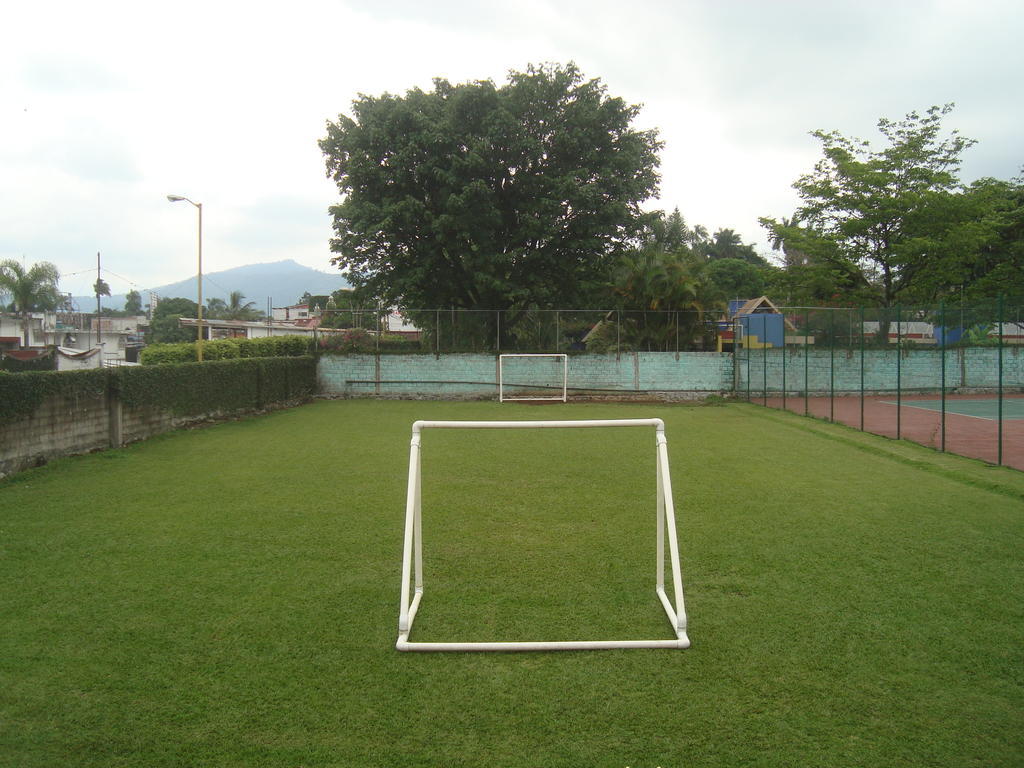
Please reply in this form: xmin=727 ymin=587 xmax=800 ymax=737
xmin=1 ymin=0 xmax=1021 ymax=297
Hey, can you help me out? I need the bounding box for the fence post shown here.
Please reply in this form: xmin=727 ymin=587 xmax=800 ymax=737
xmin=731 ymin=318 xmax=740 ymax=394
xmin=804 ymin=310 xmax=809 ymax=416
xmin=859 ymin=306 xmax=865 ymax=431
xmin=829 ymin=309 xmax=835 ymax=422
xmin=616 ymin=310 xmax=621 ymax=361
xmin=762 ymin=315 xmax=768 ymax=406
xmin=940 ymin=301 xmax=946 ymax=452
xmin=782 ymin=316 xmax=787 ymax=412
xmin=745 ymin=319 xmax=751 ymax=402
xmin=998 ymin=294 xmax=1004 ymax=466
xmin=896 ymin=304 xmax=902 ymax=440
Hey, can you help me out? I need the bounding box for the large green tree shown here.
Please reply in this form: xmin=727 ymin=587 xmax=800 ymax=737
xmin=0 ymin=259 xmax=61 ymax=347
xmin=148 ymin=297 xmax=198 ymax=344
xmin=124 ymin=289 xmax=143 ymax=315
xmin=320 ymin=63 xmax=662 ymax=328
xmin=916 ymin=175 xmax=1024 ymax=305
xmin=761 ymin=105 xmax=982 ymax=308
xmin=705 ymin=258 xmax=767 ymax=300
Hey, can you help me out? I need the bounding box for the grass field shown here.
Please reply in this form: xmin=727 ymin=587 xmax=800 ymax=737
xmin=2 ymin=399 xmax=1023 ymax=767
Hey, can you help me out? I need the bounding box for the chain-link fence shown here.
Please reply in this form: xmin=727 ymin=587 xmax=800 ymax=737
xmin=316 ymin=308 xmax=721 ymax=355
xmin=736 ymin=301 xmax=1024 ymax=469
xmin=314 ymin=302 xmax=1023 ymax=469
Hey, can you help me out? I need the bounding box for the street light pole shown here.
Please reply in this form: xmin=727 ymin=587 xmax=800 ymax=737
xmin=167 ymin=195 xmax=204 ymax=361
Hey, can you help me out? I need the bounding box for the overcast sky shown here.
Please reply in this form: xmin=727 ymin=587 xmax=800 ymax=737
xmin=2 ymin=0 xmax=1021 ymax=300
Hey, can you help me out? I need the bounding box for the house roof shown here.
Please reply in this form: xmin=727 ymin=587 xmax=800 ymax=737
xmin=730 ymin=296 xmax=780 ymax=317
xmin=728 ymin=296 xmax=799 ymax=332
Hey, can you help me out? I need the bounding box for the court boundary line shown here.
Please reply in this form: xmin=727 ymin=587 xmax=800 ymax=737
xmin=878 ymin=400 xmax=1024 ymax=422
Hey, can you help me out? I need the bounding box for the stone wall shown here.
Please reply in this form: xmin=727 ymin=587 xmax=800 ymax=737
xmin=737 ymin=346 xmax=1024 ymax=394
xmin=317 ymin=352 xmax=735 ymax=399
xmin=1 ymin=391 xmax=113 ymax=474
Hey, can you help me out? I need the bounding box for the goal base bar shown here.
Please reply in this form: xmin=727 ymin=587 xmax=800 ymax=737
xmin=397 ymin=585 xmax=689 ymax=652
xmin=397 ymin=636 xmax=690 ymax=652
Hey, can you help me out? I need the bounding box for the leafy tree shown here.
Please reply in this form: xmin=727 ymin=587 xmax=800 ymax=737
xmin=917 ymin=175 xmax=1024 ymax=305
xmin=703 ymin=229 xmax=768 ymax=265
xmin=643 ymin=208 xmax=691 ymax=252
xmin=125 ymin=289 xmax=143 ymax=315
xmin=320 ymin=288 xmax=378 ymax=330
xmin=0 ymin=259 xmax=61 ymax=347
xmin=761 ymin=104 xmax=981 ymax=309
xmin=705 ymin=258 xmax=767 ymax=300
xmin=610 ymin=245 xmax=722 ymax=350
xmin=321 ymin=62 xmax=662 ymax=340
xmin=148 ymin=297 xmax=198 ymax=344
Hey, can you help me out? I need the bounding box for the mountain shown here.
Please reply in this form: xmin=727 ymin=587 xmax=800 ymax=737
xmin=75 ymin=260 xmax=349 ymax=312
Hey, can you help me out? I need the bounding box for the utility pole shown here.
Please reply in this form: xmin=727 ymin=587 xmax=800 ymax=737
xmin=95 ymin=251 xmax=102 ymax=355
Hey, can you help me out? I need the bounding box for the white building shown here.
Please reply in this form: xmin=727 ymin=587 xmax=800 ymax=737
xmin=0 ymin=311 xmax=147 ymax=365
xmin=272 ymin=303 xmax=314 ymax=322
xmin=179 ymin=316 xmax=341 ymax=339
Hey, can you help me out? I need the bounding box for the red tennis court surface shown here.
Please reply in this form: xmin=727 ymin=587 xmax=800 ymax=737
xmin=759 ymin=393 xmax=1024 ymax=471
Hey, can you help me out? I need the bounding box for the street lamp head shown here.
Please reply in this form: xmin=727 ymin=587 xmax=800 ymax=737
xmin=167 ymin=194 xmax=186 ymax=202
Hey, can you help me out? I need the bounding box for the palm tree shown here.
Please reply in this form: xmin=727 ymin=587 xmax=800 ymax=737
xmin=0 ymin=259 xmax=61 ymax=347
xmin=223 ymin=290 xmax=261 ymax=321
xmin=205 ymin=297 xmax=228 ymax=319
xmin=612 ymin=247 xmax=710 ymax=350
xmin=769 ymin=215 xmax=810 ymax=267
xmin=205 ymin=291 xmax=262 ymax=321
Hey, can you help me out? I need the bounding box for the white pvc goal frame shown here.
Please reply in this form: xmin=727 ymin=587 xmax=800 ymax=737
xmin=396 ymin=418 xmax=690 ymax=652
xmin=498 ymin=353 xmax=568 ymax=402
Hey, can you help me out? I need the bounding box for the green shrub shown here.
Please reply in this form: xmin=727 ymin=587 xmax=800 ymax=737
xmin=139 ymin=343 xmax=196 ymax=364
xmin=581 ymin=321 xmax=621 ymax=354
xmin=376 ymin=333 xmax=424 ymax=353
xmin=119 ymin=357 xmax=317 ymax=416
xmin=317 ymin=330 xmax=423 ymax=354
xmin=0 ymin=357 xmax=317 ymax=424
xmin=0 ymin=368 xmax=110 ymax=424
xmin=140 ymin=336 xmax=313 ymax=365
xmin=317 ymin=329 xmax=374 ymax=354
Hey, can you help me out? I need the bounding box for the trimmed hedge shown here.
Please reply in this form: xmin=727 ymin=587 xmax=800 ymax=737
xmin=0 ymin=367 xmax=109 ymax=424
xmin=140 ymin=335 xmax=314 ymax=365
xmin=0 ymin=356 xmax=317 ymax=424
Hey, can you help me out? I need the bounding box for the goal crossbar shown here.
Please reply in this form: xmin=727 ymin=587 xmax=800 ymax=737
xmin=396 ymin=418 xmax=690 ymax=652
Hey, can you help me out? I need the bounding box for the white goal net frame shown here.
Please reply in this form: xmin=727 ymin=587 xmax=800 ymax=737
xmin=498 ymin=353 xmax=568 ymax=402
xmin=396 ymin=418 xmax=690 ymax=652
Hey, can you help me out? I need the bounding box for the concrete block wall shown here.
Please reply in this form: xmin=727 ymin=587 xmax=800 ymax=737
xmin=121 ymin=405 xmax=181 ymax=444
xmin=317 ymin=352 xmax=734 ymax=398
xmin=737 ymin=347 xmax=1024 ymax=394
xmin=0 ymin=391 xmax=111 ymax=476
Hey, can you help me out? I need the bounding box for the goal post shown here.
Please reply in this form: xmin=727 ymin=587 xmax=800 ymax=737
xmin=396 ymin=418 xmax=690 ymax=652
xmin=498 ymin=354 xmax=568 ymax=402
